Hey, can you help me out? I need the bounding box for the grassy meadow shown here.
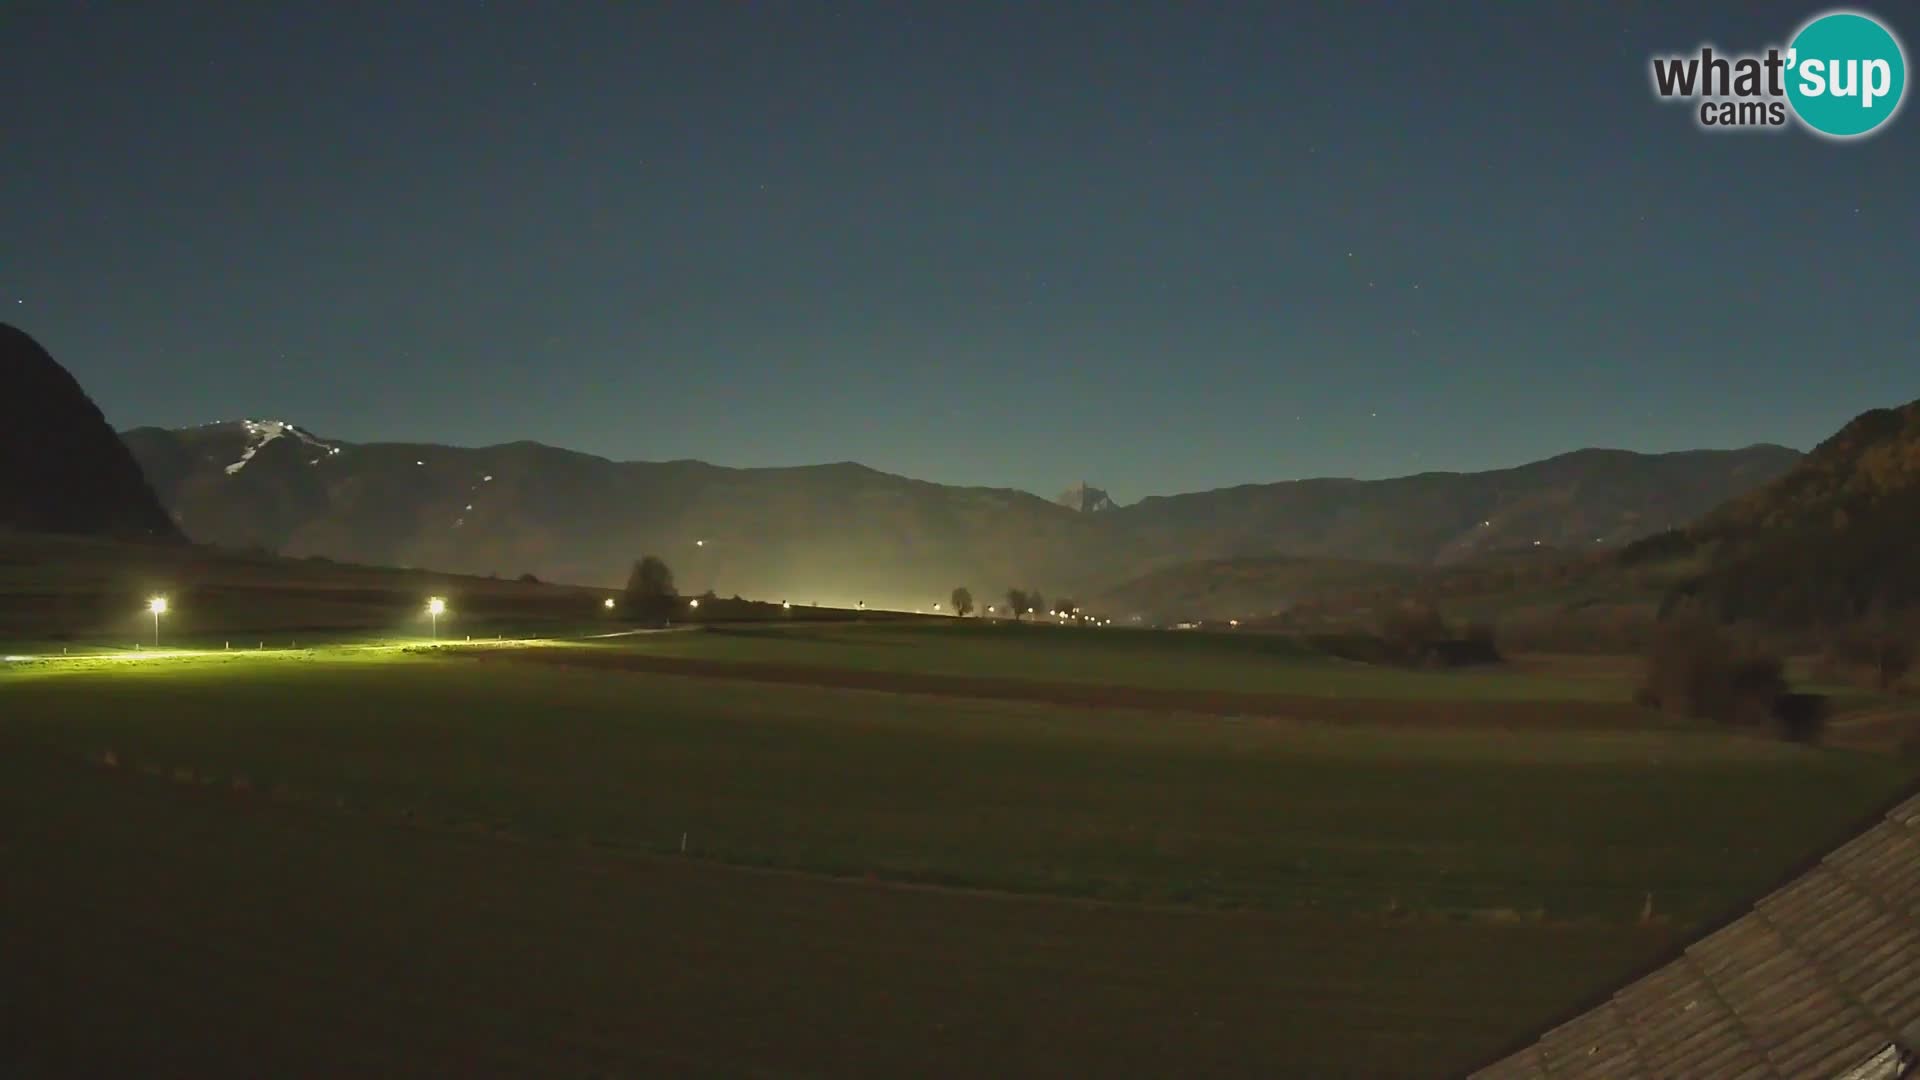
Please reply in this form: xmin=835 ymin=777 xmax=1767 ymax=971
xmin=1 ymin=741 xmax=1678 ymax=1078
xmin=585 ymin=619 xmax=1626 ymax=701
xmin=4 ymin=602 xmax=1915 ymax=1075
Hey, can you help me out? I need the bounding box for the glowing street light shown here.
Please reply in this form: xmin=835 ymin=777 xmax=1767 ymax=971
xmin=147 ymin=596 xmax=168 ymax=646
xmin=603 ymin=597 xmax=616 ymax=610
xmin=689 ymin=598 xmax=700 ymax=609
xmin=427 ymin=596 xmax=446 ymax=640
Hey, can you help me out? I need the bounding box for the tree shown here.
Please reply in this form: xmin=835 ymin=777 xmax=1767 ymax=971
xmin=1006 ymin=589 xmax=1029 ymax=620
xmin=1638 ymin=616 xmax=1788 ymax=727
xmin=1028 ymin=591 xmax=1046 ymax=617
xmin=1378 ymin=598 xmax=1451 ymax=664
xmin=622 ymin=556 xmax=677 ymax=622
xmin=950 ymin=586 xmax=974 ymax=617
xmin=517 ymin=572 xmax=541 ymax=584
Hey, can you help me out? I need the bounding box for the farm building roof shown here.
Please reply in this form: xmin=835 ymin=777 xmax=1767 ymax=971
xmin=1469 ymin=789 xmax=1920 ymax=1079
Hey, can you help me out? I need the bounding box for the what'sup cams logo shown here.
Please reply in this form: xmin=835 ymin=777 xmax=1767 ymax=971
xmin=1650 ymin=9 xmax=1907 ymax=138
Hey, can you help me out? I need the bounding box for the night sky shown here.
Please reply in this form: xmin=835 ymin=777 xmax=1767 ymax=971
xmin=6 ymin=2 xmax=1915 ymax=503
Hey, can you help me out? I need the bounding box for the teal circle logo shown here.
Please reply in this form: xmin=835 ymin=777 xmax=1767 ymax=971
xmin=1786 ymin=10 xmax=1907 ymax=138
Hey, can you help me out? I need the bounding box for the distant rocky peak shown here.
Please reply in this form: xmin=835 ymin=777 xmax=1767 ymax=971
xmin=1056 ymin=482 xmax=1117 ymax=513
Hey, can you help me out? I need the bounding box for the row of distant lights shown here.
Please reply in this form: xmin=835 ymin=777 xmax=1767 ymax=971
xmin=29 ymin=592 xmax=1105 ymax=661
xmin=597 ymin=598 xmax=801 ymax=611
xmin=974 ymin=604 xmax=1112 ymax=626
xmin=141 ymin=594 xmax=786 ymax=624
xmin=139 ymin=583 xmax=1092 ymax=647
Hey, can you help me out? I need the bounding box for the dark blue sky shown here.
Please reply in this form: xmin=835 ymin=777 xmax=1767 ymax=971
xmin=6 ymin=2 xmax=1915 ymax=502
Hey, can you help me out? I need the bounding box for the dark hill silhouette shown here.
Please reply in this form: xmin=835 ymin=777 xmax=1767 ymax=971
xmin=1652 ymin=397 xmax=1920 ymax=625
xmin=0 ymin=325 xmax=182 ymax=542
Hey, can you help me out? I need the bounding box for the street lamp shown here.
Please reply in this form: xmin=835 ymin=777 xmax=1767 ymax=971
xmin=147 ymin=596 xmax=168 ymax=646
xmin=603 ymin=597 xmax=616 ymax=610
xmin=427 ymin=596 xmax=446 ymax=640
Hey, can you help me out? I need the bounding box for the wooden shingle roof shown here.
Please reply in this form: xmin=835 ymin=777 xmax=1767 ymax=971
xmin=1470 ymin=791 xmax=1920 ymax=1079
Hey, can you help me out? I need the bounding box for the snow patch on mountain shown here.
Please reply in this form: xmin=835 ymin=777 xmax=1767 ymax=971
xmin=223 ymin=419 xmax=337 ymax=475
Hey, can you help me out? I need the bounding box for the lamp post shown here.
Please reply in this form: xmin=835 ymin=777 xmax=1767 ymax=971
xmin=427 ymin=597 xmax=446 ymax=640
xmin=148 ymin=596 xmax=168 ymax=647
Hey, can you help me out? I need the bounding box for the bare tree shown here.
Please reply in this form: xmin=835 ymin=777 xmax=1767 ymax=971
xmin=950 ymin=586 xmax=974 ymax=617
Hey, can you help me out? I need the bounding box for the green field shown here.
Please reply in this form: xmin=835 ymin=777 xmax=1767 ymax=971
xmin=0 ymin=743 xmax=1675 ymax=1078
xmin=591 ymin=620 xmax=1625 ymax=701
xmin=4 ymin=622 xmax=1914 ymax=1076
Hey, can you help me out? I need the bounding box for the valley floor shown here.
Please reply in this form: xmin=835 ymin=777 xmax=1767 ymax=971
xmin=3 ymin=627 xmax=1912 ymax=1076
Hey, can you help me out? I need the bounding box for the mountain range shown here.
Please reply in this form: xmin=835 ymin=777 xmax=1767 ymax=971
xmin=11 ymin=316 xmax=1915 ymax=639
xmin=118 ymin=417 xmax=1801 ymax=613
